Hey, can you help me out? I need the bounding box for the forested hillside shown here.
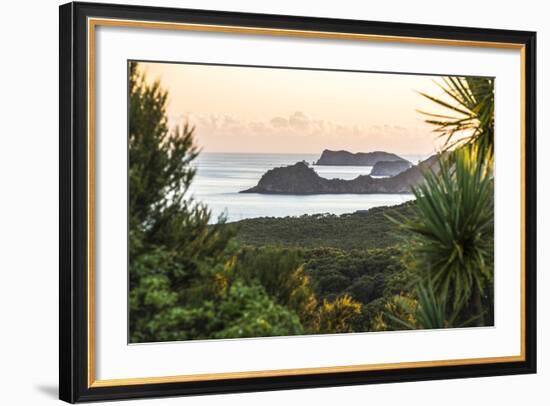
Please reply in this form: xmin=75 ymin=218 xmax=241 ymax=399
xmin=229 ymin=202 xmax=413 ymax=250
xmin=129 ymin=61 xmax=495 ymax=343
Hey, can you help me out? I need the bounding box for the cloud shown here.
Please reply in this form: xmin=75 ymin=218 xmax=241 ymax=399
xmin=288 ymin=111 xmax=311 ymax=131
xmin=270 ymin=116 xmax=288 ymax=128
xmin=167 ymin=111 xmax=441 ymax=154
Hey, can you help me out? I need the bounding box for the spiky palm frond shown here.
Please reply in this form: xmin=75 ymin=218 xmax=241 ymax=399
xmin=386 ymin=281 xmax=456 ymax=329
xmin=384 ymin=279 xmax=483 ymax=330
xmin=400 ymin=146 xmax=494 ymax=311
xmin=414 ymin=281 xmax=449 ymax=329
xmin=385 ymin=281 xmax=450 ymax=330
xmin=419 ymin=76 xmax=494 ymax=159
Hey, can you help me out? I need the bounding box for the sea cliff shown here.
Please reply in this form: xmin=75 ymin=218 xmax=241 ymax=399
xmin=241 ymin=155 xmax=439 ymax=195
xmin=370 ymin=160 xmax=412 ymax=176
xmin=314 ymin=149 xmax=410 ymax=166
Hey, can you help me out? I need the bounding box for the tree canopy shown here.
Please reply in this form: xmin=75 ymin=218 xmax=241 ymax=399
xmin=128 ymin=62 xmax=363 ymax=342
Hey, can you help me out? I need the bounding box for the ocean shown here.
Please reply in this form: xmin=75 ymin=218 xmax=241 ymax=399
xmin=188 ymin=152 xmax=425 ymax=223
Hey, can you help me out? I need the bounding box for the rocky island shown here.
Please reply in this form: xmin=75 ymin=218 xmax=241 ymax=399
xmin=314 ymin=149 xmax=410 ymax=166
xmin=370 ymin=160 xmax=412 ymax=177
xmin=241 ymin=155 xmax=439 ymax=195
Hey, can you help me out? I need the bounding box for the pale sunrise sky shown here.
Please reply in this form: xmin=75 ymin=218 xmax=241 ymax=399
xmin=137 ymin=61 xmax=453 ymax=155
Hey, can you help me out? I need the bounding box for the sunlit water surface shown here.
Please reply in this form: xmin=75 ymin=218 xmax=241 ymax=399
xmin=188 ymin=153 xmax=425 ymax=223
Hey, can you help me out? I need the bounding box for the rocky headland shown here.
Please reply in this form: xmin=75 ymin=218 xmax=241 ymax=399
xmin=241 ymin=155 xmax=439 ymax=195
xmin=314 ymin=149 xmax=410 ymax=166
xmin=370 ymin=160 xmax=412 ymax=177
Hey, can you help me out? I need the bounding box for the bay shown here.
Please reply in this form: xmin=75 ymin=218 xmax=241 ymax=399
xmin=188 ymin=152 xmax=423 ymax=223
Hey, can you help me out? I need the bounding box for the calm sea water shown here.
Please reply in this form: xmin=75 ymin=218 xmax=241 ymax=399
xmin=188 ymin=153 xmax=425 ymax=223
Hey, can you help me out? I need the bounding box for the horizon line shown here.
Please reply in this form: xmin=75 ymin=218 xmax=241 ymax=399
xmin=196 ymin=150 xmax=434 ymax=156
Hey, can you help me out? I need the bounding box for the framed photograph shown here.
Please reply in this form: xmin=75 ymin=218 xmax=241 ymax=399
xmin=59 ymin=2 xmax=536 ymax=403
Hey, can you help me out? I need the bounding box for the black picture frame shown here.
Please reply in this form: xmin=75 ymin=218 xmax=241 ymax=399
xmin=59 ymin=1 xmax=537 ymax=403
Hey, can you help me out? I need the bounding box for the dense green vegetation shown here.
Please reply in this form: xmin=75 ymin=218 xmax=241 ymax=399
xmin=303 ymin=247 xmax=405 ymax=302
xmin=128 ymin=63 xmax=495 ymax=342
xmin=128 ymin=62 xmax=364 ymax=343
xmin=229 ymin=203 xmax=413 ymax=250
xmin=377 ymin=77 xmax=495 ymax=330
